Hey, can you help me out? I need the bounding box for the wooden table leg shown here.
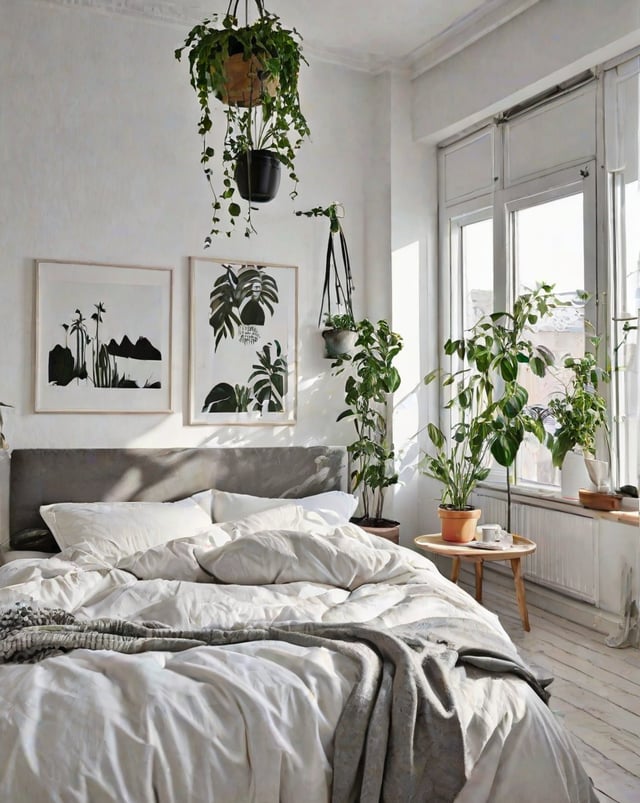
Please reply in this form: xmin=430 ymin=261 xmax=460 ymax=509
xmin=451 ymin=557 xmax=461 ymax=584
xmin=511 ymin=557 xmax=530 ymax=631
xmin=475 ymin=559 xmax=483 ymax=603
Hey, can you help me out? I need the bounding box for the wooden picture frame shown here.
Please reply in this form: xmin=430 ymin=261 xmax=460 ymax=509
xmin=189 ymin=257 xmax=297 ymax=426
xmin=35 ymin=260 xmax=173 ymax=413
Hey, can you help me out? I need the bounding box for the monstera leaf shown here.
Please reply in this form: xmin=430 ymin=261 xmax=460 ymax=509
xmin=249 ymin=340 xmax=288 ymax=413
xmin=209 ymin=265 xmax=279 ymax=349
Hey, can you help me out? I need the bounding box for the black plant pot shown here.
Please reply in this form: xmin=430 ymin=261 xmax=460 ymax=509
xmin=235 ymin=149 xmax=281 ymax=203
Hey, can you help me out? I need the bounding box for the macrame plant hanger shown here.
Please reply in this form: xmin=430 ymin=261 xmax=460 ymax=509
xmin=318 ymin=203 xmax=355 ymax=327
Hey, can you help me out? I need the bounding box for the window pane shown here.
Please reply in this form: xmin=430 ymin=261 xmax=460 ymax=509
xmin=616 ymin=180 xmax=640 ymax=485
xmin=462 ymin=218 xmax=493 ymax=330
xmin=515 ymin=193 xmax=586 ymax=486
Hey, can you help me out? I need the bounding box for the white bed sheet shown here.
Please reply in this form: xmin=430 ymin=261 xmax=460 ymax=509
xmin=0 ymin=523 xmax=596 ymax=803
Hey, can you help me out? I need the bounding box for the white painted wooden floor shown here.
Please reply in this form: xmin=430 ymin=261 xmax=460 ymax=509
xmin=457 ymin=570 xmax=640 ymax=803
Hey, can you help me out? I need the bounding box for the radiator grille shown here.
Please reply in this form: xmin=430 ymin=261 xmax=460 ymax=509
xmin=476 ymin=494 xmax=597 ymax=603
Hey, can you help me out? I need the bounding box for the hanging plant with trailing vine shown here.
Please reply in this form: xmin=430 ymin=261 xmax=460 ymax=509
xmin=175 ymin=0 xmax=310 ymax=241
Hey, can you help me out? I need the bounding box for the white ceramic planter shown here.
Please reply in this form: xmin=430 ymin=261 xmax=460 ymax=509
xmin=560 ymin=451 xmax=592 ymax=499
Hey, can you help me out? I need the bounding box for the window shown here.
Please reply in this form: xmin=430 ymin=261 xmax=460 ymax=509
xmin=509 ymin=185 xmax=593 ymax=487
xmin=439 ymin=58 xmax=640 ymax=493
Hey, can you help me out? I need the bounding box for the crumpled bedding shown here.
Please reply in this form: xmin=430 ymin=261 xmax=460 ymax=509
xmin=0 ymin=522 xmax=597 ymax=803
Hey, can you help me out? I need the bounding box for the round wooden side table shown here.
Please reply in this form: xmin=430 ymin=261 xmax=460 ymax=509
xmin=414 ymin=533 xmax=537 ymax=631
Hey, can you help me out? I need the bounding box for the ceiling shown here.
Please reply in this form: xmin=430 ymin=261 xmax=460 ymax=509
xmin=40 ymin=0 xmax=539 ymax=75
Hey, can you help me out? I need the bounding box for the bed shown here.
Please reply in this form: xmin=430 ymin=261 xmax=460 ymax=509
xmin=0 ymin=447 xmax=597 ymax=802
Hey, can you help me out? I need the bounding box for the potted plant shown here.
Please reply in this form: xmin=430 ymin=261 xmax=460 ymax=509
xmin=322 ymin=313 xmax=357 ymax=359
xmin=175 ymin=0 xmax=310 ymax=241
xmin=421 ymin=284 xmax=562 ymax=540
xmin=545 ymin=338 xmax=611 ymax=497
xmin=420 ymin=400 xmax=492 ymax=543
xmin=332 ymin=318 xmax=403 ymax=539
xmin=0 ymin=401 xmax=11 ymax=449
xmin=296 ymin=203 xmax=357 ymax=358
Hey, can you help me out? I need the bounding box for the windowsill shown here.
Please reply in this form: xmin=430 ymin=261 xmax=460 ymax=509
xmin=475 ymin=481 xmax=640 ymax=528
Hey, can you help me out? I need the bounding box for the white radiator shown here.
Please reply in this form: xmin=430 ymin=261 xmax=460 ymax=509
xmin=475 ymin=493 xmax=598 ymax=603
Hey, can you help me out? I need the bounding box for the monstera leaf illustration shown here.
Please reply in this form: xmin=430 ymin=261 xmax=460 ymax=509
xmin=209 ymin=264 xmax=279 ymax=350
xmin=249 ymin=340 xmax=288 ymax=413
xmin=202 ymin=382 xmax=251 ymax=413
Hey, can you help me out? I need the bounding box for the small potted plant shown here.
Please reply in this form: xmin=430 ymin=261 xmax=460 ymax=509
xmin=421 ymin=284 xmax=562 ymax=540
xmin=332 ymin=318 xmax=403 ymax=539
xmin=175 ymin=0 xmax=310 ymax=241
xmin=322 ymin=312 xmax=357 ymax=359
xmin=545 ymin=339 xmax=611 ymax=498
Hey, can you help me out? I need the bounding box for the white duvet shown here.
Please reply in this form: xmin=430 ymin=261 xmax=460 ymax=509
xmin=0 ymin=517 xmax=595 ymax=803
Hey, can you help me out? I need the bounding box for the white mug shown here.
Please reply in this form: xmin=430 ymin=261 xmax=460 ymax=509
xmin=478 ymin=523 xmax=502 ymax=543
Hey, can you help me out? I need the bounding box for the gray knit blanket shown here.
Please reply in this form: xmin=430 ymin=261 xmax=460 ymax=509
xmin=0 ymin=604 xmax=552 ymax=803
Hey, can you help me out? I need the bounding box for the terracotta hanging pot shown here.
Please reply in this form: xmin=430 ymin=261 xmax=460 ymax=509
xmin=438 ymin=507 xmax=481 ymax=543
xmin=214 ymin=51 xmax=279 ymax=107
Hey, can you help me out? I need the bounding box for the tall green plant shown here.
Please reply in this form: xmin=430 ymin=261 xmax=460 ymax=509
xmin=422 ymin=284 xmax=563 ymax=530
xmin=333 ymin=319 xmax=403 ymax=523
xmin=175 ymin=0 xmax=310 ymax=240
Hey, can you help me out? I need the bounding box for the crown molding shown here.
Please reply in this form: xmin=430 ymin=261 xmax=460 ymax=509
xmin=407 ymin=0 xmax=541 ymax=79
xmin=34 ymin=0 xmax=210 ymax=26
xmin=35 ymin=0 xmax=540 ymax=75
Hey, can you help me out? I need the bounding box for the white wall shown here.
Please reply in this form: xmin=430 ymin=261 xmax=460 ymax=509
xmin=413 ymin=0 xmax=640 ymax=143
xmin=0 ymin=0 xmax=384 ymax=456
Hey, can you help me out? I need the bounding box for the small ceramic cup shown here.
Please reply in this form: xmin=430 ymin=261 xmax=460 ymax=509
xmin=478 ymin=523 xmax=502 ymax=543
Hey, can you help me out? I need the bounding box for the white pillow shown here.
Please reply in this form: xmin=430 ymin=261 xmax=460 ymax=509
xmin=216 ymin=503 xmax=323 ymax=540
xmin=212 ymin=489 xmax=357 ymax=526
xmin=40 ymin=497 xmax=213 ymax=564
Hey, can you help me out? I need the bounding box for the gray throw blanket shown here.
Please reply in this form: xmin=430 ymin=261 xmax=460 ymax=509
xmin=0 ymin=604 xmax=551 ymax=803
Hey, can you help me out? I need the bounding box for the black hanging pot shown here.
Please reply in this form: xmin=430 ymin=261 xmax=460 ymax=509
xmin=235 ymin=149 xmax=281 ymax=203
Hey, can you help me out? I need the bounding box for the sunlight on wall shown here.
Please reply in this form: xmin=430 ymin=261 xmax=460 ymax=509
xmin=391 ymin=241 xmax=421 ymax=531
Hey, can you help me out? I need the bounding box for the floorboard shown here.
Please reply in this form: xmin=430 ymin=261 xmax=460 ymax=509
xmin=456 ymin=571 xmax=640 ymax=803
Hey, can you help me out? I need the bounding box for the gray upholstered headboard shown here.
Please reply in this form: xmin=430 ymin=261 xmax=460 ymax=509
xmin=9 ymin=447 xmax=348 ymax=544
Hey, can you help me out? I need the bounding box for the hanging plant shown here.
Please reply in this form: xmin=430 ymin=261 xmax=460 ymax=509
xmin=296 ymin=203 xmax=357 ymax=358
xmin=175 ymin=0 xmax=310 ymax=241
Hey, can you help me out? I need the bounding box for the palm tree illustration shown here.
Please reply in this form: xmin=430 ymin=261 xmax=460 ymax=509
xmin=90 ymin=302 xmax=117 ymax=387
xmin=209 ymin=265 xmax=279 ymax=351
xmin=249 ymin=340 xmax=288 ymax=413
xmin=69 ymin=309 xmax=89 ymax=381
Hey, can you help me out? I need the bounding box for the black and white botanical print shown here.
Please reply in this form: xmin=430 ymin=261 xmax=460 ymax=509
xmin=48 ymin=301 xmax=162 ymax=389
xmin=36 ymin=261 xmax=172 ymax=413
xmin=190 ymin=258 xmax=297 ymax=425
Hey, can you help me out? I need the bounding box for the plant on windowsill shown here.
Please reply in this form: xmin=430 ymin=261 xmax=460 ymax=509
xmin=544 ymin=338 xmax=611 ymax=498
xmin=295 ymin=203 xmax=357 ymax=359
xmin=421 ymin=283 xmax=563 ymax=541
xmin=175 ymin=0 xmax=310 ymax=241
xmin=332 ymin=318 xmax=403 ymax=538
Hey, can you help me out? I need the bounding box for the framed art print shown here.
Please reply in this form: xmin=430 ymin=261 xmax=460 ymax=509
xmin=190 ymin=257 xmax=297 ymax=425
xmin=35 ymin=260 xmax=172 ymax=413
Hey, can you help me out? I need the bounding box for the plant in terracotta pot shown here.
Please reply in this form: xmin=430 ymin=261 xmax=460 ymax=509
xmin=175 ymin=0 xmax=310 ymax=241
xmin=296 ymin=203 xmax=357 ymax=359
xmin=332 ymin=318 xmax=403 ymax=538
xmin=420 ymin=409 xmax=492 ymax=543
xmin=422 ymin=284 xmax=563 ymax=540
